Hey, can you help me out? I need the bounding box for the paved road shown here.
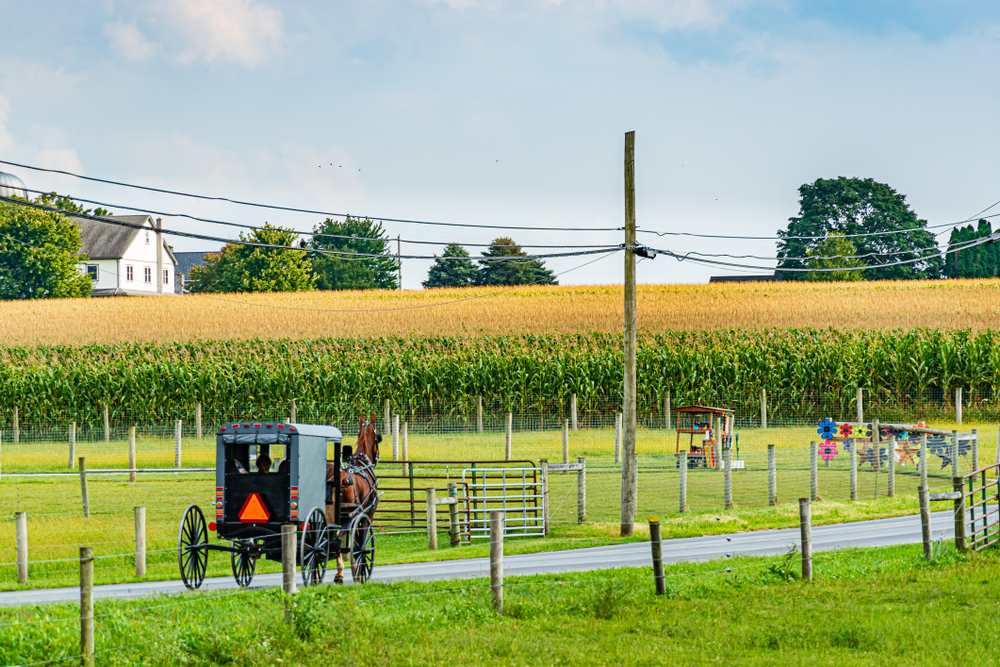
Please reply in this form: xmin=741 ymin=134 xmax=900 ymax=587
xmin=0 ymin=511 xmax=955 ymax=606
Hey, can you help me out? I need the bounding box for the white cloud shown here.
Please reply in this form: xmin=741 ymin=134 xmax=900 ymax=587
xmin=604 ymin=0 xmax=737 ymax=30
xmin=0 ymin=95 xmax=12 ymax=154
xmin=104 ymin=21 xmax=156 ymax=61
xmin=161 ymin=0 xmax=284 ymax=67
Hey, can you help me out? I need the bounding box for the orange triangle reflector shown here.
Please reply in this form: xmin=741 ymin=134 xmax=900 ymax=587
xmin=238 ymin=493 xmax=270 ymax=523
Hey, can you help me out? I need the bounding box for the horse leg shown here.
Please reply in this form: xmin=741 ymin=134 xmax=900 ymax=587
xmin=334 ymin=553 xmax=344 ymax=584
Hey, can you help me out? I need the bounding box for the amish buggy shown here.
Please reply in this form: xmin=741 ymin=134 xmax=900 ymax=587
xmin=177 ymin=417 xmax=382 ymax=590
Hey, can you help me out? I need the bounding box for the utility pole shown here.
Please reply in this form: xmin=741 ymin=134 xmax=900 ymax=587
xmin=397 ymin=234 xmax=402 ymax=290
xmin=621 ymin=131 xmax=637 ymax=537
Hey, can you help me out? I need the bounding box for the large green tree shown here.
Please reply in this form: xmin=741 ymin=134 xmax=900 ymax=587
xmin=777 ymin=177 xmax=943 ymax=280
xmin=477 ymin=237 xmax=557 ymax=286
xmin=944 ymin=219 xmax=1000 ymax=278
xmin=803 ymin=233 xmax=865 ymax=282
xmin=35 ymin=192 xmax=112 ymax=217
xmin=423 ymin=243 xmax=479 ymax=288
xmin=0 ymin=201 xmax=92 ymax=299
xmin=187 ymin=224 xmax=315 ymax=293
xmin=310 ymin=217 xmax=398 ymax=290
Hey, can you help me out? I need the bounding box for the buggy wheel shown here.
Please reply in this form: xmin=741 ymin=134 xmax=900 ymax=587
xmin=230 ymin=540 xmax=256 ymax=588
xmin=300 ymin=507 xmax=329 ymax=587
xmin=350 ymin=514 xmax=375 ymax=584
xmin=178 ymin=505 xmax=209 ymax=590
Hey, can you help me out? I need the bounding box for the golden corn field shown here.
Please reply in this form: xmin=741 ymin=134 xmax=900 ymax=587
xmin=1 ymin=279 xmax=1000 ymax=345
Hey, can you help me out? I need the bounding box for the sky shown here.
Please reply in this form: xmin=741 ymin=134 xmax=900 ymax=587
xmin=0 ymin=0 xmax=998 ymax=287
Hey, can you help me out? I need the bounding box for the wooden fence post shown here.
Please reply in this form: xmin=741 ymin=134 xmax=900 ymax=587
xmin=856 ymin=387 xmax=864 ymax=424
xmin=849 ymin=439 xmax=857 ymax=501
xmin=649 ymin=518 xmax=665 ymax=595
xmin=873 ymin=419 xmax=881 ymax=472
xmin=447 ymin=481 xmax=460 ymax=547
xmin=955 ymin=387 xmax=962 ymax=426
xmin=920 ymin=434 xmax=928 ymax=489
xmin=951 ymin=430 xmax=959 ymax=479
xmin=577 ymin=457 xmax=586 ymax=523
xmin=195 ymin=402 xmax=203 ymax=439
xmin=490 ymin=511 xmax=504 ymax=615
xmin=134 ymin=506 xmax=146 ymax=577
xmin=401 ymin=421 xmax=408 ymax=462
xmin=289 ymin=399 xmax=296 ymax=424
xmin=562 ymin=419 xmax=569 ymax=464
xmin=887 ymin=437 xmax=896 ymax=498
xmin=570 ymin=394 xmax=577 ymax=431
xmin=723 ymin=445 xmax=733 ymax=510
xmin=615 ymin=412 xmax=622 ymax=464
xmin=426 ymin=488 xmax=438 ymax=550
xmin=476 ymin=396 xmax=483 ymax=434
xmin=664 ymin=390 xmax=671 ymax=430
xmin=540 ymin=459 xmax=549 ymax=536
xmin=69 ymin=422 xmax=76 ymax=469
xmin=505 ymin=413 xmax=512 ymax=461
xmin=392 ymin=414 xmax=400 ymax=461
xmin=971 ymin=428 xmax=979 ymax=470
xmin=0 ymin=430 xmax=3 ymax=479
xmin=918 ymin=485 xmax=932 ymax=561
xmin=103 ymin=404 xmax=109 ymax=443
xmin=80 ymin=457 xmax=89 ymax=518
xmin=281 ymin=524 xmax=297 ymax=595
xmin=12 ymin=406 xmax=19 ymax=445
xmin=760 ymin=388 xmax=767 ymax=429
xmin=15 ymin=511 xmax=27 ymax=584
xmin=678 ymin=451 xmax=688 ymax=512
xmin=174 ymin=419 xmax=182 ymax=468
xmin=128 ymin=426 xmax=137 ymax=483
xmin=953 ymin=477 xmax=967 ymax=552
xmin=810 ymin=441 xmax=818 ymax=501
xmin=799 ymin=498 xmax=812 ymax=582
xmin=80 ymin=547 xmax=94 ymax=667
xmin=767 ymin=444 xmax=777 ymax=506
xmin=383 ymin=399 xmax=390 ymax=435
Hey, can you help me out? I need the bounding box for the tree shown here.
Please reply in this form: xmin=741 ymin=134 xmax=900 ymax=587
xmin=0 ymin=200 xmax=93 ymax=299
xmin=777 ymin=177 xmax=943 ymax=281
xmin=187 ymin=224 xmax=315 ymax=293
xmin=477 ymin=237 xmax=557 ymax=286
xmin=35 ymin=193 xmax=112 ymax=218
xmin=944 ymin=219 xmax=1000 ymax=279
xmin=803 ymin=233 xmax=864 ymax=282
xmin=310 ymin=217 xmax=398 ymax=290
xmin=423 ymin=243 xmax=479 ymax=288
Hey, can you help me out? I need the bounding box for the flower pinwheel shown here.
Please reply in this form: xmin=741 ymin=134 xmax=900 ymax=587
xmin=820 ymin=440 xmax=839 ymax=462
xmin=817 ymin=418 xmax=838 ymax=440
xmin=839 ymin=423 xmax=853 ymax=437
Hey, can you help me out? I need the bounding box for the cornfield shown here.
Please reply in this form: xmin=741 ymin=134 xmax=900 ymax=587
xmin=4 ymin=329 xmax=1000 ymax=423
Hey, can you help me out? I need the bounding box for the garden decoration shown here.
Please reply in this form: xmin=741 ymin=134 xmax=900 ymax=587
xmin=839 ymin=423 xmax=853 ymax=437
xmin=927 ymin=436 xmax=972 ymax=469
xmin=817 ymin=418 xmax=838 ymax=441
xmin=853 ymin=424 xmax=872 ymax=440
xmin=820 ymin=440 xmax=838 ymax=465
xmin=897 ymin=442 xmax=918 ymax=467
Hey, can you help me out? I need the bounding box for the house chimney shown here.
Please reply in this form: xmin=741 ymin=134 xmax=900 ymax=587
xmin=155 ymin=217 xmax=164 ymax=295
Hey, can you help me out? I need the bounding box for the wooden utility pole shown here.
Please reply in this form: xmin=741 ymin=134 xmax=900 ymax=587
xmin=621 ymin=130 xmax=638 ymax=537
xmin=397 ymin=235 xmax=402 ymax=290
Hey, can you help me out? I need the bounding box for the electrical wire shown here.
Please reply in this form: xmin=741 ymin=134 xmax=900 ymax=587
xmin=0 ymin=158 xmax=623 ymax=232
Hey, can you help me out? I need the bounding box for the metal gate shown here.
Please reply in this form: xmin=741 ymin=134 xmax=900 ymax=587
xmin=964 ymin=463 xmax=1000 ymax=551
xmin=463 ymin=466 xmax=544 ymax=539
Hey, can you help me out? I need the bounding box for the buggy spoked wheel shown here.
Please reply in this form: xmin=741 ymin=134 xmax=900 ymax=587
xmin=350 ymin=514 xmax=375 ymax=584
xmin=300 ymin=507 xmax=329 ymax=587
xmin=178 ymin=505 xmax=209 ymax=590
xmin=230 ymin=540 xmax=256 ymax=588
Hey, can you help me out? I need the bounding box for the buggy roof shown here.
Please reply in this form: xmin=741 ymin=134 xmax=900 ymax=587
xmin=287 ymin=424 xmax=342 ymax=440
xmin=676 ymin=405 xmax=734 ymax=415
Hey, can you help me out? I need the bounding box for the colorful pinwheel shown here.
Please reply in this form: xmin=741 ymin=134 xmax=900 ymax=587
xmin=820 ymin=441 xmax=839 ymax=462
xmin=817 ymin=418 xmax=838 ymax=440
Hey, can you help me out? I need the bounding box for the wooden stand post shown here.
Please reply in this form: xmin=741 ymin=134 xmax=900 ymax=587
xmin=426 ymin=488 xmax=438 ymax=550
xmin=809 ymin=441 xmax=818 ymax=501
xmin=562 ymin=419 xmax=569 ymax=464
xmin=849 ymin=439 xmax=857 ymax=501
xmin=103 ymin=404 xmax=109 ymax=443
xmin=799 ymin=498 xmax=812 ymax=582
xmin=760 ymin=388 xmax=767 ymax=429
xmin=134 ymin=506 xmax=146 ymax=577
xmin=195 ymin=402 xmax=203 ymax=439
xmin=69 ymin=422 xmax=76 ymax=469
xmin=505 ymin=413 xmax=512 ymax=461
xmin=767 ymin=444 xmax=777 ymax=506
xmin=577 ymin=457 xmax=586 ymax=523
xmin=447 ymin=481 xmax=460 ymax=547
xmin=15 ymin=511 xmax=27 ymax=584
xmin=570 ymin=393 xmax=577 ymax=431
xmin=723 ymin=446 xmax=733 ymax=510
xmin=128 ymin=426 xmax=137 ymax=483
xmin=953 ymin=477 xmax=966 ymax=552
xmin=649 ymin=518 xmax=665 ymax=595
xmin=174 ymin=419 xmax=182 ymax=468
xmin=918 ymin=485 xmax=932 ymax=561
xmin=490 ymin=511 xmax=504 ymax=614
xmin=281 ymin=524 xmax=297 ymax=594
xmin=540 ymin=459 xmax=549 ymax=536
xmin=80 ymin=457 xmax=89 ymax=518
xmin=80 ymin=547 xmax=94 ymax=667
xmin=615 ymin=412 xmax=622 ymax=464
xmin=679 ymin=451 xmax=688 ymax=512
xmin=477 ymin=396 xmax=483 ymax=434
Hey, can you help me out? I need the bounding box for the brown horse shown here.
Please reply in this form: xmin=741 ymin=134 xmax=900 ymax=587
xmin=327 ymin=414 xmax=380 ymax=583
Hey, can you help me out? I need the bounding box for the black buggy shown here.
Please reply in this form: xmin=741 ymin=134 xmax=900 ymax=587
xmin=176 ymin=421 xmax=371 ymax=589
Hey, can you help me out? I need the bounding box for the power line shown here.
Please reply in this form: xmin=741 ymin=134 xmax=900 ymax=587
xmin=0 ymin=158 xmax=622 ymax=233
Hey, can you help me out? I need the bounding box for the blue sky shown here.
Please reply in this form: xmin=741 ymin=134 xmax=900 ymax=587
xmin=0 ymin=1 xmax=997 ymax=286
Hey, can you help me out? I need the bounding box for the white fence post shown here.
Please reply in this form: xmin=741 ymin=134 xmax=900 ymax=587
xmin=562 ymin=419 xmax=569 ymax=464
xmin=476 ymin=396 xmax=483 ymax=434
xmin=392 ymin=414 xmax=400 ymax=461
xmin=664 ymin=390 xmax=671 ymax=430
xmin=505 ymin=413 xmax=512 ymax=461
xmin=401 ymin=420 xmax=408 ymax=462
xmin=615 ymin=412 xmax=622 ymax=464
xmin=15 ymin=511 xmax=27 ymax=584
xmin=195 ymin=402 xmax=203 ymax=439
xmin=174 ymin=419 xmax=182 ymax=468
xmin=856 ymin=387 xmax=864 ymax=424
xmin=103 ymin=404 xmax=109 ymax=443
xmin=767 ymin=444 xmax=777 ymax=506
xmin=69 ymin=422 xmax=76 ymax=469
xmin=760 ymin=389 xmax=767 ymax=429
xmin=955 ymin=387 xmax=962 ymax=426
xmin=289 ymin=399 xmax=297 ymax=424
xmin=13 ymin=406 xmax=18 ymax=445
xmin=678 ymin=451 xmax=688 ymax=512
xmin=128 ymin=426 xmax=137 ymax=483
xmin=570 ymin=394 xmax=577 ymax=431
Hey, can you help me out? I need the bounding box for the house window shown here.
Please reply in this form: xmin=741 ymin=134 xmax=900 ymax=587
xmin=163 ymin=269 xmax=170 ymax=284
xmin=144 ymin=267 xmax=152 ymax=283
xmin=86 ymin=265 xmax=98 ymax=281
xmin=145 ymin=230 xmax=150 ymax=245
xmin=126 ymin=265 xmax=134 ymax=281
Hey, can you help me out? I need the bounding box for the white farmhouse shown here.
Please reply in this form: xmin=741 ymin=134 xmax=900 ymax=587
xmin=74 ymin=215 xmax=178 ymax=296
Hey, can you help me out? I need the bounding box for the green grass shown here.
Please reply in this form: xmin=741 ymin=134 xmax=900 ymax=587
xmin=1 ymin=543 xmax=997 ymax=666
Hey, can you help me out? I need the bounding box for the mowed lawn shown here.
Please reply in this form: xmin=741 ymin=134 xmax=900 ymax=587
xmin=0 ymin=543 xmax=996 ymax=666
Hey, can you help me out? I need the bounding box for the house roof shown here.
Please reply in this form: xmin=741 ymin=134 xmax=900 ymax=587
xmin=173 ymin=251 xmax=213 ymax=278
xmin=74 ymin=215 xmax=176 ymax=264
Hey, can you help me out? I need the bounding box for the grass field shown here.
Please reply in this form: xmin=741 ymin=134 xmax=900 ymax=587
xmin=1 ymin=422 xmax=987 ymax=591
xmin=1 ymin=542 xmax=996 ymax=666
xmin=2 ymin=279 xmax=1000 ymax=344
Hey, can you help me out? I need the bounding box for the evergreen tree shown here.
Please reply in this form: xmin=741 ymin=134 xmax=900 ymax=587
xmin=423 ymin=243 xmax=479 ymax=288
xmin=477 ymin=237 xmax=557 ymax=286
xmin=188 ymin=224 xmax=315 ymax=293
xmin=310 ymin=217 xmax=398 ymax=290
xmin=944 ymin=219 xmax=1000 ymax=278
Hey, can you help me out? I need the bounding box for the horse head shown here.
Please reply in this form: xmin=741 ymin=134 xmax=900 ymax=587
xmin=355 ymin=414 xmax=381 ymax=467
